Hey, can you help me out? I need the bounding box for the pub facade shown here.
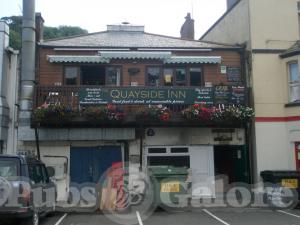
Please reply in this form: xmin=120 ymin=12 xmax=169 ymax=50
xmin=18 ymin=21 xmax=253 ymax=203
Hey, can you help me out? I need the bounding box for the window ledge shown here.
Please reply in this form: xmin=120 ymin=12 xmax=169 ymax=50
xmin=285 ymin=102 xmax=300 ymax=107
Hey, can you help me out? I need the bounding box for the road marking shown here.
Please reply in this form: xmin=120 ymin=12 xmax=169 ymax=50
xmin=202 ymin=209 xmax=231 ymax=225
xmin=54 ymin=213 xmax=68 ymax=225
xmin=277 ymin=210 xmax=300 ymax=218
xmin=136 ymin=211 xmax=144 ymax=225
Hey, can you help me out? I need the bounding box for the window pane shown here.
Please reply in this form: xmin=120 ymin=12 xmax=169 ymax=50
xmin=147 ymin=67 xmax=160 ymax=86
xmin=106 ymin=67 xmax=121 ymax=86
xmin=28 ymin=165 xmax=44 ymax=184
xmin=170 ymin=147 xmax=189 ymax=153
xmin=175 ymin=68 xmax=186 ymax=85
xmin=163 ymin=68 xmax=173 ymax=86
xmin=148 ymin=148 xmax=166 ymax=154
xmin=290 ymin=85 xmax=300 ymax=102
xmin=289 ymin=63 xmax=299 ymax=82
xmin=189 ymin=68 xmax=202 ymax=86
xmin=65 ymin=67 xmax=78 ymax=85
xmin=81 ymin=66 xmax=105 ymax=85
xmin=0 ymin=159 xmax=19 ymax=178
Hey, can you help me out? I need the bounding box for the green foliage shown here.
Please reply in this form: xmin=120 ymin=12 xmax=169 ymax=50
xmin=1 ymin=16 xmax=22 ymax=50
xmin=44 ymin=26 xmax=88 ymax=40
xmin=1 ymin=15 xmax=88 ymax=49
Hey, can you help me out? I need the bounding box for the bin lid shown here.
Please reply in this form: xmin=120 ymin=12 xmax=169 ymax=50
xmin=148 ymin=166 xmax=188 ymax=176
xmin=261 ymin=170 xmax=300 ymax=177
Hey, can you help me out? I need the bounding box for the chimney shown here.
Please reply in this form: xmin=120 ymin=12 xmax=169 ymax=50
xmin=35 ymin=12 xmax=44 ymax=43
xmin=180 ymin=13 xmax=194 ymax=40
xmin=227 ymin=0 xmax=238 ymax=10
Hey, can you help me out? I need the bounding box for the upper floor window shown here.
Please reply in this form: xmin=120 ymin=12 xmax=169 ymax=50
xmin=175 ymin=68 xmax=186 ymax=86
xmin=189 ymin=68 xmax=202 ymax=86
xmin=147 ymin=67 xmax=160 ymax=86
xmin=288 ymin=62 xmax=300 ymax=102
xmin=64 ymin=66 xmax=79 ymax=85
xmin=106 ymin=67 xmax=121 ymax=86
xmin=64 ymin=65 xmax=121 ymax=86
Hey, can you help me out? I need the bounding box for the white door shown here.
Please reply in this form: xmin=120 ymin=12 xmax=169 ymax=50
xmin=190 ymin=146 xmax=215 ymax=198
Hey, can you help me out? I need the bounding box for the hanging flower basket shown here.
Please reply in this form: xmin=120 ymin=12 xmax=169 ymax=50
xmin=182 ymin=104 xmax=254 ymax=125
xmin=33 ymin=103 xmax=76 ymax=123
xmin=136 ymin=105 xmax=171 ymax=122
xmin=82 ymin=104 xmax=124 ymax=122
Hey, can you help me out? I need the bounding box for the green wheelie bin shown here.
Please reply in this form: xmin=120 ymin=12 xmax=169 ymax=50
xmin=148 ymin=166 xmax=189 ymax=208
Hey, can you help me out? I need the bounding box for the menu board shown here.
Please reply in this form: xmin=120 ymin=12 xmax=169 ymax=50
xmin=214 ymin=86 xmax=231 ymax=105
xmin=194 ymin=87 xmax=213 ymax=105
xmin=79 ymin=88 xmax=108 ymax=104
xmin=227 ymin=67 xmax=241 ymax=82
xmin=231 ymin=86 xmax=246 ymax=105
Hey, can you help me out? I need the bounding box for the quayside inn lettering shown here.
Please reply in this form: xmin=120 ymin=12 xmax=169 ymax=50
xmin=111 ymin=89 xmax=186 ymax=99
xmin=78 ymin=87 xmax=246 ymax=105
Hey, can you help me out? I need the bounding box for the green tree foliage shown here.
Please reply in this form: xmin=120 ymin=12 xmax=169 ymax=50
xmin=44 ymin=26 xmax=88 ymax=40
xmin=1 ymin=16 xmax=88 ymax=50
xmin=1 ymin=16 xmax=22 ymax=50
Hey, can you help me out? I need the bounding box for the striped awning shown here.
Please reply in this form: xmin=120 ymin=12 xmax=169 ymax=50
xmin=47 ymin=55 xmax=110 ymax=63
xmin=48 ymin=53 xmax=221 ymax=65
xmin=164 ymin=56 xmax=221 ymax=64
xmin=99 ymin=51 xmax=172 ymax=60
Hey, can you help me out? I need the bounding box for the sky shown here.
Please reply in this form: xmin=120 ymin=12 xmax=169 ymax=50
xmin=0 ymin=0 xmax=227 ymax=39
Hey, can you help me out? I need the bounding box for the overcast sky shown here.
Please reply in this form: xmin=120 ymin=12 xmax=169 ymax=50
xmin=0 ymin=0 xmax=227 ymax=39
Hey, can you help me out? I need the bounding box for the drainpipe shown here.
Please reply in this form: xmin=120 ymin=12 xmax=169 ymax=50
xmin=19 ymin=0 xmax=39 ymax=158
xmin=0 ymin=22 xmax=10 ymax=152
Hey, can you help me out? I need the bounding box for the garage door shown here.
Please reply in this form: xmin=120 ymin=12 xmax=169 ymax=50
xmin=145 ymin=145 xmax=215 ymax=198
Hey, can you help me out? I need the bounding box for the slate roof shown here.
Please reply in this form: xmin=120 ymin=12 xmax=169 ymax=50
xmin=280 ymin=41 xmax=300 ymax=58
xmin=41 ymin=30 xmax=238 ymax=49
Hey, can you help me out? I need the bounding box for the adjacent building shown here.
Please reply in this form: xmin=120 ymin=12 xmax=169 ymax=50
xmin=201 ymin=0 xmax=300 ymax=181
xmin=0 ymin=21 xmax=19 ymax=155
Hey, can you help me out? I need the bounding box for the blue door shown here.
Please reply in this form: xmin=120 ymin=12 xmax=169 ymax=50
xmin=70 ymin=146 xmax=122 ymax=184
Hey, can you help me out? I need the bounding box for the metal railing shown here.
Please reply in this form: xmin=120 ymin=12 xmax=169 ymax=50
xmin=34 ymin=85 xmax=190 ymax=113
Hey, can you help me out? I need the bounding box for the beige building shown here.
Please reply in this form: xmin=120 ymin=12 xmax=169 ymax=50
xmin=201 ymin=0 xmax=300 ymax=181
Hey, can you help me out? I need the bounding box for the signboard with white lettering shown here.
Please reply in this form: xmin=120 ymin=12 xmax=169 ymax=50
xmin=78 ymin=86 xmax=246 ymax=105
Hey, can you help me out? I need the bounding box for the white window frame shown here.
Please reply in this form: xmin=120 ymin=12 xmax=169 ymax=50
xmin=287 ymin=61 xmax=300 ymax=103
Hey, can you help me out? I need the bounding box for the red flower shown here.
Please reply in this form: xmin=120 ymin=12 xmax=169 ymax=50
xmin=160 ymin=112 xmax=170 ymax=121
xmin=107 ymin=104 xmax=116 ymax=111
xmin=193 ymin=104 xmax=200 ymax=109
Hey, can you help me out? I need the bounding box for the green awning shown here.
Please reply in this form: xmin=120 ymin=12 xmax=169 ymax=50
xmin=99 ymin=51 xmax=172 ymax=60
xmin=47 ymin=55 xmax=110 ymax=63
xmin=164 ymin=56 xmax=221 ymax=64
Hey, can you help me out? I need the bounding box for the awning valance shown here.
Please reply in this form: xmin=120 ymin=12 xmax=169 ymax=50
xmin=47 ymin=53 xmax=222 ymax=65
xmin=47 ymin=55 xmax=110 ymax=63
xmin=164 ymin=56 xmax=221 ymax=64
xmin=99 ymin=51 xmax=172 ymax=60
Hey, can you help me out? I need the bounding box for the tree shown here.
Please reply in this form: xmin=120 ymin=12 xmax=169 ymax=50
xmin=44 ymin=26 xmax=88 ymax=40
xmin=1 ymin=16 xmax=22 ymax=50
xmin=1 ymin=16 xmax=88 ymax=49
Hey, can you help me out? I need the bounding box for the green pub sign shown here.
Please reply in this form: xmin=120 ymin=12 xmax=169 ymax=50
xmin=78 ymin=86 xmax=245 ymax=105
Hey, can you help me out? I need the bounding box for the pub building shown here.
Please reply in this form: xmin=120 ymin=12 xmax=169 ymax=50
xmin=19 ymin=15 xmax=253 ymax=204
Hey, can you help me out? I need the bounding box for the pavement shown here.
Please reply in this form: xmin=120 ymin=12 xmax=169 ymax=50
xmin=39 ymin=208 xmax=300 ymax=225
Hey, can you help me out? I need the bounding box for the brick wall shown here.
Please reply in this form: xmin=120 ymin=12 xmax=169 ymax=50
xmin=37 ymin=48 xmax=243 ymax=86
